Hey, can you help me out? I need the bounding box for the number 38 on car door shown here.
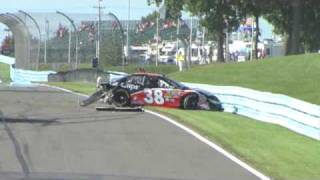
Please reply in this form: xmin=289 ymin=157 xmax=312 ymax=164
xmin=143 ymin=88 xmax=182 ymax=108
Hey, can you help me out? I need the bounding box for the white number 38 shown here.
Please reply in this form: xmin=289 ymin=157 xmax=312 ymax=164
xmin=144 ymin=89 xmax=165 ymax=105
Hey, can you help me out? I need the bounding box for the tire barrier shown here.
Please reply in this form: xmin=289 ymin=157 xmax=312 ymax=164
xmin=184 ymin=83 xmax=320 ymax=140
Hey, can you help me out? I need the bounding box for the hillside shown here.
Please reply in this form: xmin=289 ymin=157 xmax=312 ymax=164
xmin=170 ymin=53 xmax=320 ymax=105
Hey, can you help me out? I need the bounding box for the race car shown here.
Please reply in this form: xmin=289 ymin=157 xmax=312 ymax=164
xmin=81 ymin=72 xmax=223 ymax=111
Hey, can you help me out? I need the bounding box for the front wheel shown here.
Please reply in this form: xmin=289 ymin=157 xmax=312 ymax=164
xmin=112 ymin=89 xmax=130 ymax=107
xmin=182 ymin=94 xmax=198 ymax=110
xmin=80 ymin=89 xmax=104 ymax=107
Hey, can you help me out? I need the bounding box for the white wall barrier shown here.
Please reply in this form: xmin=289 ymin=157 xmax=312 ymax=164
xmin=10 ymin=66 xmax=56 ymax=84
xmin=1 ymin=55 xmax=55 ymax=84
xmin=184 ymin=83 xmax=320 ymax=140
xmin=0 ymin=55 xmax=15 ymax=65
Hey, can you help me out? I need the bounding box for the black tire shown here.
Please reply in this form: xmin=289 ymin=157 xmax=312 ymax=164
xmin=207 ymin=95 xmax=224 ymax=111
xmin=80 ymin=89 xmax=104 ymax=107
xmin=112 ymin=89 xmax=130 ymax=107
xmin=183 ymin=94 xmax=199 ymax=110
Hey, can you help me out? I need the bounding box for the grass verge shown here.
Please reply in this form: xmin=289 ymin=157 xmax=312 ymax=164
xmin=170 ymin=53 xmax=320 ymax=105
xmin=149 ymin=107 xmax=320 ymax=180
xmin=48 ymin=82 xmax=96 ymax=95
xmin=0 ymin=62 xmax=10 ymax=83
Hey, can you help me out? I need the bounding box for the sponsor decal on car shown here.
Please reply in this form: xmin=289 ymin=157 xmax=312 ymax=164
xmin=120 ymin=83 xmax=140 ymax=91
xmin=164 ymin=89 xmax=181 ymax=99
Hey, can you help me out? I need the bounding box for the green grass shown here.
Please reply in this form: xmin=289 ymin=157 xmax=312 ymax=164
xmin=39 ymin=63 xmax=179 ymax=76
xmin=0 ymin=62 xmax=10 ymax=83
xmin=170 ymin=53 xmax=320 ymax=105
xmin=150 ymin=107 xmax=320 ymax=180
xmin=4 ymin=54 xmax=320 ymax=180
xmin=48 ymin=82 xmax=96 ymax=95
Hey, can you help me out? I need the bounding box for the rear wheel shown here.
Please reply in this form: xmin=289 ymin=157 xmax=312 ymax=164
xmin=112 ymin=89 xmax=130 ymax=107
xmin=183 ymin=94 xmax=198 ymax=110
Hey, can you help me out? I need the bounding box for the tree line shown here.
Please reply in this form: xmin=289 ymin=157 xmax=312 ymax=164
xmin=148 ymin=0 xmax=320 ymax=62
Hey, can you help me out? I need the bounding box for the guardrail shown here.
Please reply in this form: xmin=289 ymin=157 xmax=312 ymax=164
xmin=184 ymin=83 xmax=320 ymax=140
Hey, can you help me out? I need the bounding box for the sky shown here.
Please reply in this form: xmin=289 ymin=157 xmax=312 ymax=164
xmin=0 ymin=0 xmax=157 ymax=20
xmin=0 ymin=0 xmax=159 ymax=40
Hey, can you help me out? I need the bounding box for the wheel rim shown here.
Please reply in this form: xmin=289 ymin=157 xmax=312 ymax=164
xmin=114 ymin=91 xmax=128 ymax=106
xmin=188 ymin=98 xmax=197 ymax=108
xmin=119 ymin=94 xmax=127 ymax=104
xmin=184 ymin=95 xmax=198 ymax=109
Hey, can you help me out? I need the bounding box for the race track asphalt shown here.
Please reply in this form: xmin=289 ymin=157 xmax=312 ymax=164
xmin=0 ymin=85 xmax=260 ymax=180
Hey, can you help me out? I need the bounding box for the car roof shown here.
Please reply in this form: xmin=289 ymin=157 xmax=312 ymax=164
xmin=132 ymin=72 xmax=164 ymax=77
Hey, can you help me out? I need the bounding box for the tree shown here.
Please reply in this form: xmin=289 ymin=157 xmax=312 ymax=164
xmin=290 ymin=0 xmax=302 ymax=54
xmin=264 ymin=0 xmax=304 ymax=55
xmin=239 ymin=0 xmax=270 ymax=59
xmin=1 ymin=35 xmax=15 ymax=57
xmin=149 ymin=0 xmax=320 ymax=57
xmin=148 ymin=0 xmax=243 ymax=62
xmin=300 ymin=0 xmax=320 ymax=52
xmin=100 ymin=31 xmax=123 ymax=66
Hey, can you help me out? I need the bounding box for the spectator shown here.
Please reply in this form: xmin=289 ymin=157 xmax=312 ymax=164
xmin=235 ymin=51 xmax=240 ymax=61
xmin=144 ymin=53 xmax=150 ymax=64
xmin=92 ymin=57 xmax=98 ymax=68
xmin=176 ymin=51 xmax=184 ymax=72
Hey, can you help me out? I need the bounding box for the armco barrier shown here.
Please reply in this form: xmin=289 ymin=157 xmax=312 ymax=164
xmin=184 ymin=83 xmax=320 ymax=140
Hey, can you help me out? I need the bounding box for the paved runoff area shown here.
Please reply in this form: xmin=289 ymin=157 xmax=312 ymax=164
xmin=0 ymin=85 xmax=260 ymax=180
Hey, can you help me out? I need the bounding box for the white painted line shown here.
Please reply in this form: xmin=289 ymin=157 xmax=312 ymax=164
xmin=42 ymin=84 xmax=271 ymax=180
xmin=39 ymin=84 xmax=88 ymax=97
xmin=145 ymin=110 xmax=271 ymax=180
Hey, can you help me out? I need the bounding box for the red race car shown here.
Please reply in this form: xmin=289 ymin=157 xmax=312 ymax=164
xmin=81 ymin=73 xmax=223 ymax=111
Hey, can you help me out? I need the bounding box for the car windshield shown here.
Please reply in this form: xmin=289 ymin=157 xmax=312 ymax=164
xmin=161 ymin=77 xmax=189 ymax=90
